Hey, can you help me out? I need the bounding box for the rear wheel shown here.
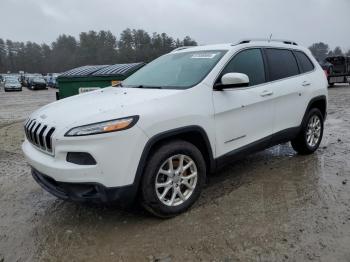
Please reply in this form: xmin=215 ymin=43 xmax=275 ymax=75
xmin=141 ymin=140 xmax=206 ymax=218
xmin=291 ymin=108 xmax=324 ymax=155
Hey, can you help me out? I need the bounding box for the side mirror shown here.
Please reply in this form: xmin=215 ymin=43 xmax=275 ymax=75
xmin=215 ymin=73 xmax=249 ymax=90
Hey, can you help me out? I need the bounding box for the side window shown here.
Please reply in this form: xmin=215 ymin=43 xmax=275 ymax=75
xmin=265 ymin=49 xmax=299 ymax=81
xmin=221 ymin=48 xmax=266 ymax=86
xmin=294 ymin=51 xmax=315 ymax=73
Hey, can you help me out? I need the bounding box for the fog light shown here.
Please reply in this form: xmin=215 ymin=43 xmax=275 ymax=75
xmin=66 ymin=152 xmax=97 ymax=165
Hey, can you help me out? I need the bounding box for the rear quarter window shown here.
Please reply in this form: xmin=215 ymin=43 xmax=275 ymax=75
xmin=294 ymin=51 xmax=315 ymax=73
xmin=265 ymin=49 xmax=299 ymax=81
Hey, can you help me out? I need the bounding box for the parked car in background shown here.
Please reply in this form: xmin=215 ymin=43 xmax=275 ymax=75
xmin=321 ymin=56 xmax=350 ymax=86
xmin=4 ymin=78 xmax=22 ymax=92
xmin=22 ymin=74 xmax=33 ymax=87
xmin=44 ymin=75 xmax=50 ymax=83
xmin=3 ymin=74 xmax=19 ymax=81
xmin=22 ymin=74 xmax=40 ymax=87
xmin=22 ymin=39 xmax=328 ymax=217
xmin=2 ymin=74 xmax=20 ymax=87
xmin=47 ymin=73 xmax=60 ymax=89
xmin=47 ymin=78 xmax=57 ymax=88
xmin=28 ymin=76 xmax=47 ymax=90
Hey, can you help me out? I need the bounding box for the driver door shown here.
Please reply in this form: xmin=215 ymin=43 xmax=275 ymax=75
xmin=213 ymin=48 xmax=275 ymax=158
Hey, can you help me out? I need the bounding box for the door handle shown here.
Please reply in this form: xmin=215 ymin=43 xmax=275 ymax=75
xmin=302 ymin=81 xmax=311 ymax=87
xmin=260 ymin=90 xmax=273 ymax=97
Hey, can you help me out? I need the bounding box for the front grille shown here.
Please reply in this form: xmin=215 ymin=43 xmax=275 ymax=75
xmin=24 ymin=119 xmax=56 ymax=154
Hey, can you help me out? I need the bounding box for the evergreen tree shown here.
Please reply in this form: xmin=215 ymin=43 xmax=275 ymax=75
xmin=0 ymin=29 xmax=198 ymax=73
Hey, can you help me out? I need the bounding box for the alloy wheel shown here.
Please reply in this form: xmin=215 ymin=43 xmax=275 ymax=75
xmin=155 ymin=154 xmax=198 ymax=206
xmin=306 ymin=114 xmax=322 ymax=147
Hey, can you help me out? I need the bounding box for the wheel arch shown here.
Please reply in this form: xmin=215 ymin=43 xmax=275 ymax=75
xmin=306 ymin=95 xmax=327 ymax=121
xmin=131 ymin=126 xmax=215 ymax=196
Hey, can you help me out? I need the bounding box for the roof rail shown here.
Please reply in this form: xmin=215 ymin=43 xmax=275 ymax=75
xmin=236 ymin=38 xmax=298 ymax=46
xmin=171 ymin=46 xmax=194 ymax=52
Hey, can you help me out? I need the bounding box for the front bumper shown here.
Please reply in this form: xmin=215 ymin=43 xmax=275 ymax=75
xmin=32 ymin=84 xmax=47 ymax=89
xmin=22 ymin=124 xmax=148 ymax=187
xmin=5 ymin=87 xmax=22 ymax=91
xmin=32 ymin=168 xmax=137 ymax=204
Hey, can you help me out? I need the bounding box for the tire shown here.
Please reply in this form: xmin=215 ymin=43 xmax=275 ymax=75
xmin=291 ymin=108 xmax=324 ymax=155
xmin=141 ymin=140 xmax=206 ymax=218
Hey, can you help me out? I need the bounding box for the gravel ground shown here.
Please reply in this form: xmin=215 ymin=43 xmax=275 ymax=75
xmin=0 ymin=86 xmax=349 ymax=262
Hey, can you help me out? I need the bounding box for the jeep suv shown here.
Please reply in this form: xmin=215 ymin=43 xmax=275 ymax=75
xmin=22 ymin=39 xmax=328 ymax=217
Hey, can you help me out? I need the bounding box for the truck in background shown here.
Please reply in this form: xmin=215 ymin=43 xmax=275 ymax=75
xmin=321 ymin=56 xmax=350 ymax=86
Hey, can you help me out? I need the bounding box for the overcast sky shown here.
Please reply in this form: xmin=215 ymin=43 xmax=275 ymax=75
xmin=1 ymin=0 xmax=350 ymax=51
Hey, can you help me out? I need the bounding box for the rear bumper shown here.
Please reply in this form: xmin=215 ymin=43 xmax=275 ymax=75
xmin=32 ymin=168 xmax=137 ymax=205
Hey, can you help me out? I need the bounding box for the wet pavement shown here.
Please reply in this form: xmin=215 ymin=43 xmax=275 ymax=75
xmin=0 ymin=86 xmax=350 ymax=261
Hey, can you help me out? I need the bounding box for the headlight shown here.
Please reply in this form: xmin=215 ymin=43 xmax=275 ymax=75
xmin=65 ymin=116 xmax=139 ymax=137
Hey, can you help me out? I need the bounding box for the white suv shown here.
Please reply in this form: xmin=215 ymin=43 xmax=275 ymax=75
xmin=22 ymin=39 xmax=328 ymax=217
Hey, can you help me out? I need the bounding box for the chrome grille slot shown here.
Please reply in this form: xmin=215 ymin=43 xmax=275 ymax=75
xmin=24 ymin=119 xmax=55 ymax=154
xmin=33 ymin=123 xmax=41 ymax=144
xmin=30 ymin=121 xmax=39 ymax=143
xmin=38 ymin=125 xmax=47 ymax=148
xmin=46 ymin=127 xmax=56 ymax=151
xmin=24 ymin=119 xmax=33 ymax=140
xmin=28 ymin=121 xmax=36 ymax=142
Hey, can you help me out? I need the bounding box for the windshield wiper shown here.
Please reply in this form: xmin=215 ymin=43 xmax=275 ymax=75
xmin=131 ymin=85 xmax=163 ymax=89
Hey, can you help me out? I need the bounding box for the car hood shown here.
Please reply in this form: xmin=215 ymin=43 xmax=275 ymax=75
xmin=30 ymin=87 xmax=181 ymax=131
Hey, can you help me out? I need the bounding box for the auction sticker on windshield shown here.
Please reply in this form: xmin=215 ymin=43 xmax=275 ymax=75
xmin=191 ymin=52 xmax=219 ymax=59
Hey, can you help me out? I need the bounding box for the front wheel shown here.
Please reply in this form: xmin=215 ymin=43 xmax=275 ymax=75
xmin=291 ymin=108 xmax=324 ymax=155
xmin=141 ymin=140 xmax=206 ymax=218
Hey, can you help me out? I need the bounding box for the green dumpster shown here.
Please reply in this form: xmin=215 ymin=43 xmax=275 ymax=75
xmin=57 ymin=63 xmax=145 ymax=99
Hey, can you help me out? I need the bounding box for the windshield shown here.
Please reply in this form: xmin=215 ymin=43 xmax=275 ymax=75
xmin=6 ymin=79 xmax=19 ymax=84
xmin=34 ymin=78 xmax=45 ymax=82
xmin=123 ymin=50 xmax=227 ymax=89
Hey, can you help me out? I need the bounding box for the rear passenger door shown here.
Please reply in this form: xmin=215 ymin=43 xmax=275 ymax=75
xmin=263 ymin=48 xmax=306 ymax=133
